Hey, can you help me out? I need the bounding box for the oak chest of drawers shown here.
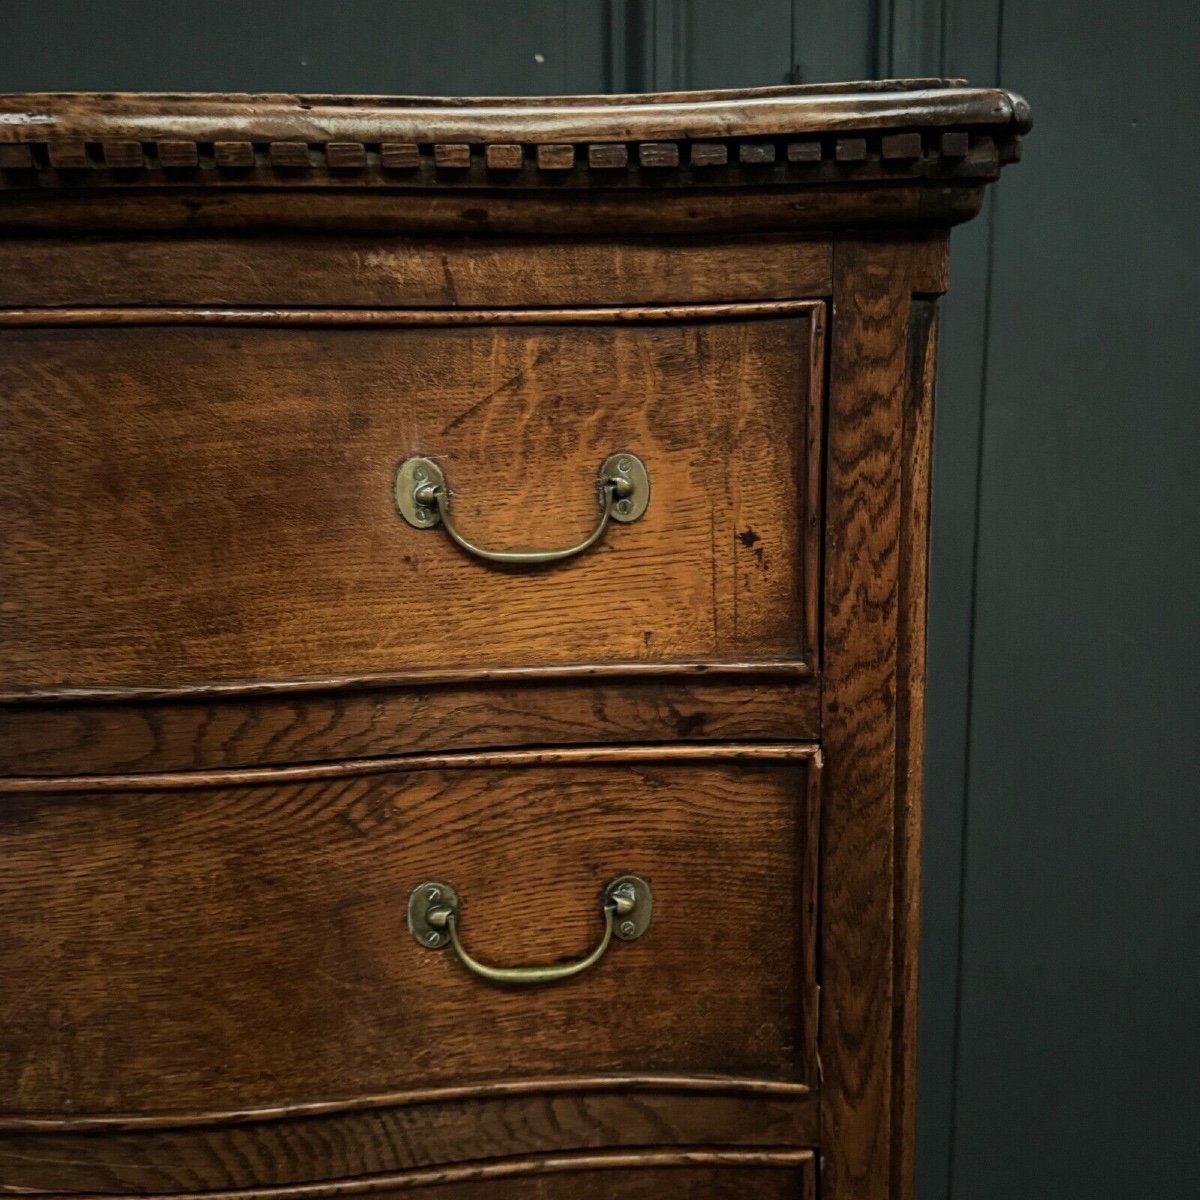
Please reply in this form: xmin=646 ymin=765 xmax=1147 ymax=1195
xmin=0 ymin=82 xmax=1027 ymax=1200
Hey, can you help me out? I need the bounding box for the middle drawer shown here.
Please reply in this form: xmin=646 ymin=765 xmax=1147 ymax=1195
xmin=0 ymin=745 xmax=819 ymax=1118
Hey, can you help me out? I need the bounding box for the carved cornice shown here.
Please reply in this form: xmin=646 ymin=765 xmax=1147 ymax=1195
xmin=0 ymin=82 xmax=1028 ymax=191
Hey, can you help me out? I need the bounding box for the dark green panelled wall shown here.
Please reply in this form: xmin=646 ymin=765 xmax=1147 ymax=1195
xmin=4 ymin=3 xmax=1197 ymax=1196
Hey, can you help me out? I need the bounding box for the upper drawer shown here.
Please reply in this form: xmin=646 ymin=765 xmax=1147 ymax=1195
xmin=0 ymin=304 xmax=823 ymax=694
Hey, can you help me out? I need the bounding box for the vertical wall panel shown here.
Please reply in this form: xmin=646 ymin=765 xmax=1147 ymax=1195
xmin=920 ymin=7 xmax=1003 ymax=1198
xmin=791 ymin=0 xmax=878 ymax=85
xmin=614 ymin=1 xmax=875 ymax=91
xmin=0 ymin=0 xmax=581 ymax=94
xmin=953 ymin=2 xmax=1200 ymax=1197
xmin=680 ymin=1 xmax=795 ymax=88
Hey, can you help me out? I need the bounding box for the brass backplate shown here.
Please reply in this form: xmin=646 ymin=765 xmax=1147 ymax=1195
xmin=394 ymin=456 xmax=445 ymax=528
xmin=606 ymin=874 xmax=653 ymax=940
xmin=601 ymin=452 xmax=650 ymax=523
xmin=407 ymin=880 xmax=459 ymax=949
xmin=408 ymin=875 xmax=652 ymax=951
xmin=396 ymin=452 xmax=649 ymax=531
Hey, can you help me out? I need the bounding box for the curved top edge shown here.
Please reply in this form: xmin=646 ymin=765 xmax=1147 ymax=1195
xmin=0 ymin=78 xmax=963 ymax=107
xmin=0 ymin=81 xmax=1031 ymax=143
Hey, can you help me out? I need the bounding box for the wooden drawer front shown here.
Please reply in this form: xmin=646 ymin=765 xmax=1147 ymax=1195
xmin=0 ymin=304 xmax=822 ymax=695
xmin=234 ymin=1151 xmax=818 ymax=1200
xmin=0 ymin=747 xmax=818 ymax=1118
xmin=0 ymin=1096 xmax=816 ymax=1194
xmin=0 ymin=1147 xmax=815 ymax=1200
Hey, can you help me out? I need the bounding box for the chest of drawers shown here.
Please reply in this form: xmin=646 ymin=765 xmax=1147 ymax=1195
xmin=0 ymin=82 xmax=1027 ymax=1200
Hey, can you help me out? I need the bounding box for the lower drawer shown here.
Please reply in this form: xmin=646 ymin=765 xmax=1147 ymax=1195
xmin=0 ymin=1150 xmax=815 ymax=1200
xmin=0 ymin=745 xmax=819 ymax=1124
xmin=256 ymin=1149 xmax=818 ymax=1200
xmin=0 ymin=1090 xmax=817 ymax=1193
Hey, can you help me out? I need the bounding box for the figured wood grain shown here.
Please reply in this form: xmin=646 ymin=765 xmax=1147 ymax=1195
xmin=380 ymin=143 xmax=420 ymax=170
xmin=433 ymin=144 xmax=472 ymax=169
xmin=0 ymin=306 xmax=822 ymax=691
xmin=4 ymin=1149 xmax=815 ymax=1200
xmin=0 ymin=1090 xmax=817 ymax=1192
xmin=269 ymin=142 xmax=313 ymax=170
xmin=0 ymin=753 xmax=819 ymax=1115
xmin=326 ymin=143 xmax=368 ymax=171
xmin=0 ymin=235 xmax=833 ymax=307
xmin=819 ymin=237 xmax=946 ymax=1200
xmin=0 ymin=676 xmax=821 ymax=776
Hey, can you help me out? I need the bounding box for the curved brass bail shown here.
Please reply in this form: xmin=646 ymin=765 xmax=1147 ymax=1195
xmin=425 ymin=480 xmax=617 ymax=565
xmin=446 ymin=902 xmax=616 ymax=985
xmin=408 ymin=875 xmax=653 ymax=987
xmin=394 ymin=452 xmax=649 ymax=565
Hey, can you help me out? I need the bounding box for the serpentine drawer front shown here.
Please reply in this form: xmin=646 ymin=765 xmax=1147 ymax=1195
xmin=0 ymin=83 xmax=1027 ymax=1200
xmin=0 ymin=748 xmax=818 ymax=1191
xmin=0 ymin=308 xmax=822 ymax=693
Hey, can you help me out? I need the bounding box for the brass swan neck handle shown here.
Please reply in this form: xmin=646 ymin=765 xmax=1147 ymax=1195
xmin=407 ymin=875 xmax=653 ymax=986
xmin=394 ymin=453 xmax=649 ymax=565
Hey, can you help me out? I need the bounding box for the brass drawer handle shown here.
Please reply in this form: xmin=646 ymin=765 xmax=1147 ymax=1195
xmin=407 ymin=874 xmax=652 ymax=985
xmin=394 ymin=452 xmax=649 ymax=565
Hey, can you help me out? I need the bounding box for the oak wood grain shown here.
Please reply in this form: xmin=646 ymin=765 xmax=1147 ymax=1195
xmin=0 ymin=1090 xmax=817 ymax=1192
xmin=0 ymin=751 xmax=819 ymax=1116
xmin=2 ymin=1148 xmax=815 ymax=1200
xmin=0 ymin=306 xmax=821 ymax=692
xmin=818 ymin=237 xmax=946 ymax=1200
xmin=0 ymin=235 xmax=835 ymax=310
